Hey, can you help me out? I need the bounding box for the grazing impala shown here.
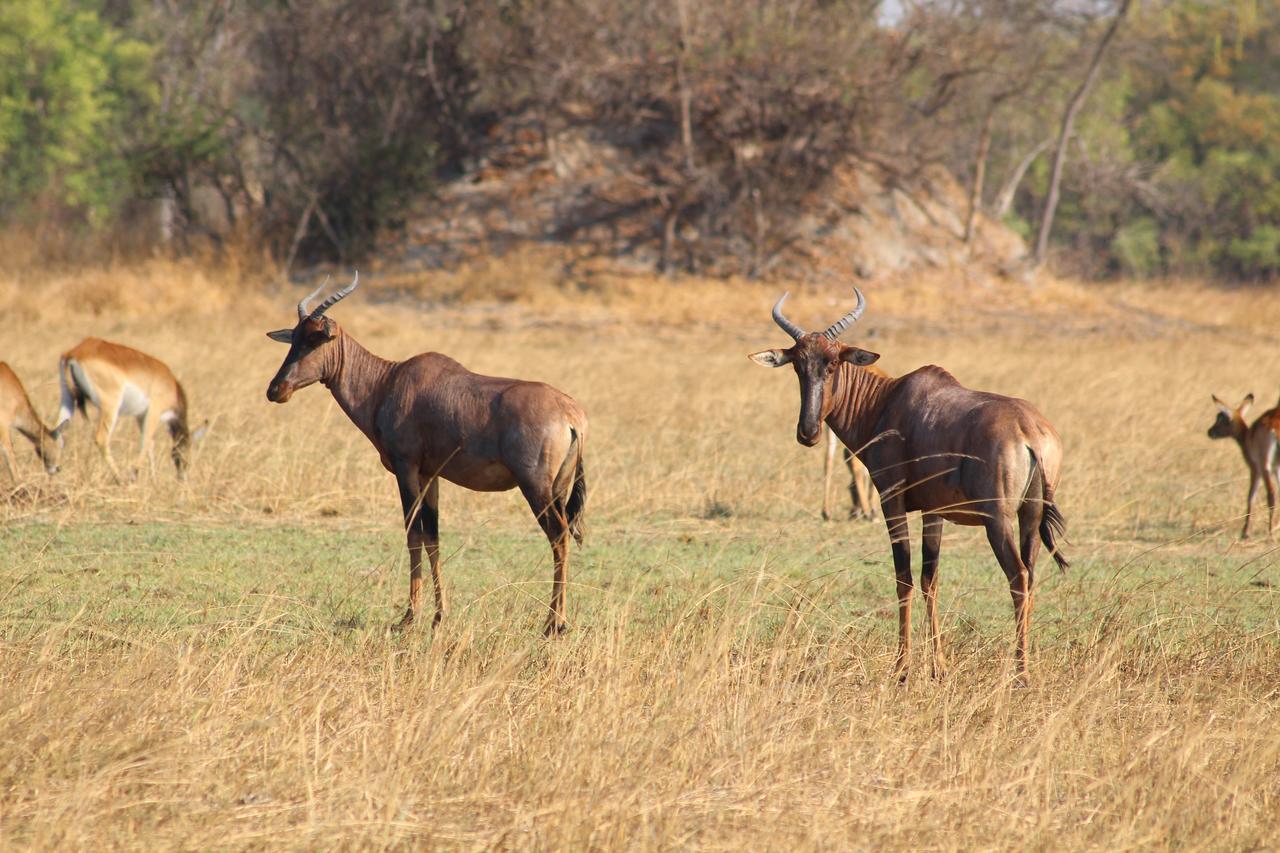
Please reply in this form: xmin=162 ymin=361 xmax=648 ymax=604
xmin=1208 ymin=392 xmax=1280 ymax=540
xmin=750 ymin=288 xmax=1067 ymax=683
xmin=54 ymin=338 xmax=195 ymax=480
xmin=265 ymin=273 xmax=588 ymax=635
xmin=0 ymin=363 xmax=60 ymax=480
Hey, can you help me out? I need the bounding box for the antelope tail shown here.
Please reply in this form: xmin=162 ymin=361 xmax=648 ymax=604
xmin=54 ymin=357 xmax=85 ymax=435
xmin=1028 ymin=447 xmax=1069 ymax=571
xmin=564 ymin=427 xmax=587 ymax=546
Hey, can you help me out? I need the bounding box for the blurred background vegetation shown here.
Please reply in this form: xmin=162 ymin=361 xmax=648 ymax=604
xmin=1 ymin=0 xmax=1276 ymax=280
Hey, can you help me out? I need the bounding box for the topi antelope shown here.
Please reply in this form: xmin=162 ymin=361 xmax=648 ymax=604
xmin=0 ymin=363 xmax=60 ymax=480
xmin=265 ymin=273 xmax=588 ymax=635
xmin=54 ymin=339 xmax=196 ymax=481
xmin=749 ymin=288 xmax=1067 ymax=683
xmin=1207 ymin=392 xmax=1280 ymax=540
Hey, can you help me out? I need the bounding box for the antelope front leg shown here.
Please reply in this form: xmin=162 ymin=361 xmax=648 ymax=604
xmin=883 ymin=504 xmax=913 ymax=682
xmin=1242 ymin=468 xmax=1260 ymax=540
xmin=920 ymin=513 xmax=947 ymax=679
xmin=0 ymin=431 xmax=17 ymax=483
xmin=93 ymin=404 xmax=125 ymax=482
xmin=394 ymin=469 xmax=443 ymax=631
xmin=135 ymin=411 xmax=158 ymax=480
xmin=1265 ymin=471 xmax=1278 ymax=542
xmin=822 ymin=428 xmax=838 ymax=521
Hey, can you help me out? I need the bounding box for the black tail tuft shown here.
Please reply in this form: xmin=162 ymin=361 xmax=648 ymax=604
xmin=566 ymin=453 xmax=587 ymax=546
xmin=1029 ymin=447 xmax=1069 ymax=571
xmin=1040 ymin=498 xmax=1070 ymax=571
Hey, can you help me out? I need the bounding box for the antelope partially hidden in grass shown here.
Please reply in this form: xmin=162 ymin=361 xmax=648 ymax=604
xmin=1207 ymin=392 xmax=1280 ymax=540
xmin=0 ymin=363 xmax=60 ymax=481
xmin=749 ymin=288 xmax=1067 ymax=683
xmin=265 ymin=273 xmax=588 ymax=635
xmin=54 ymin=339 xmax=196 ymax=480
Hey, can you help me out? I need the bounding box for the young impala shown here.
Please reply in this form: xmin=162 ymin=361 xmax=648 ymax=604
xmin=750 ymin=288 xmax=1067 ymax=683
xmin=265 ymin=273 xmax=588 ymax=635
xmin=1208 ymin=392 xmax=1280 ymax=540
xmin=54 ymin=338 xmax=196 ymax=480
xmin=0 ymin=363 xmax=60 ymax=481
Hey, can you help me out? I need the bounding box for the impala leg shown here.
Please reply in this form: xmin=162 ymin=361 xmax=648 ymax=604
xmin=822 ymin=428 xmax=837 ymax=521
xmin=986 ymin=518 xmax=1033 ymax=685
xmin=135 ymin=411 xmax=157 ymax=480
xmin=93 ymin=401 xmax=124 ymax=482
xmin=882 ymin=500 xmax=913 ymax=682
xmin=521 ymin=483 xmax=571 ymax=637
xmin=0 ymin=429 xmax=17 ymax=482
xmin=1242 ymin=466 xmax=1260 ymax=540
xmin=393 ymin=469 xmax=441 ymax=631
xmin=1264 ymin=469 xmax=1277 ymax=542
xmin=851 ymin=453 xmax=877 ymax=520
xmin=920 ymin=513 xmax=947 ymax=679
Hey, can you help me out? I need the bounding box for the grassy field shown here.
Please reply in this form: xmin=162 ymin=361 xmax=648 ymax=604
xmin=1 ymin=257 xmax=1279 ymax=848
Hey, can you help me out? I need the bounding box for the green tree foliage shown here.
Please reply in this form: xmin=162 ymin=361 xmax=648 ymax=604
xmin=1028 ymin=0 xmax=1280 ymax=279
xmin=0 ymin=0 xmax=151 ymax=222
xmin=0 ymin=0 xmax=1277 ymax=280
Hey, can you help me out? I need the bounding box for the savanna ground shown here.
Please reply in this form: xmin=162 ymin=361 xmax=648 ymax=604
xmin=1 ymin=251 xmax=1279 ymax=848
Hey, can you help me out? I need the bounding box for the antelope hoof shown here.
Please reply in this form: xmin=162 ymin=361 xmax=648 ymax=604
xmin=432 ymin=610 xmax=445 ymax=629
xmin=931 ymin=659 xmax=949 ymax=680
xmin=392 ymin=608 xmax=416 ymax=632
xmin=543 ymin=618 xmax=569 ymax=638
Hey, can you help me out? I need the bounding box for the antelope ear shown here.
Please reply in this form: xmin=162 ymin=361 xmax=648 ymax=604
xmin=266 ymin=328 xmax=294 ymax=344
xmin=840 ymin=346 xmax=880 ymax=366
xmin=748 ymin=349 xmax=793 ymax=368
xmin=1241 ymin=393 xmax=1255 ymax=416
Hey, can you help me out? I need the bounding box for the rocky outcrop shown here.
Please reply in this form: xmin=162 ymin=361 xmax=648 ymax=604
xmin=385 ymin=118 xmax=1028 ymax=281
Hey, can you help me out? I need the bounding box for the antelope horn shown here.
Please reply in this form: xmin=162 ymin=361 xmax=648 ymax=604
xmin=823 ymin=287 xmax=867 ymax=340
xmin=772 ymin=292 xmax=806 ymax=341
xmin=297 ymin=276 xmax=330 ymax=321
xmin=307 ymin=271 xmax=360 ymax=321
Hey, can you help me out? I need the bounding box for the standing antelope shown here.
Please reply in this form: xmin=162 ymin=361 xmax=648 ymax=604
xmin=0 ymin=363 xmax=60 ymax=480
xmin=265 ymin=273 xmax=588 ymax=635
xmin=749 ymin=288 xmax=1067 ymax=683
xmin=1207 ymin=392 xmax=1280 ymax=540
xmin=54 ymin=338 xmax=195 ymax=480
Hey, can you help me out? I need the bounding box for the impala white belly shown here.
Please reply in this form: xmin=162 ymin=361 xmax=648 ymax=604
xmin=118 ymin=382 xmax=150 ymax=418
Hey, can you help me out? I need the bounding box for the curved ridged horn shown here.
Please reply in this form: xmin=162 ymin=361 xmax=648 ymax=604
xmin=297 ymin=276 xmax=330 ymax=321
xmin=307 ymin=271 xmax=360 ymax=322
xmin=823 ymin=287 xmax=866 ymax=340
xmin=772 ymin=292 xmax=806 ymax=341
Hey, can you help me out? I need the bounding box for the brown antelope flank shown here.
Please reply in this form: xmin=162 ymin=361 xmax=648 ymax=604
xmin=54 ymin=338 xmax=196 ymax=480
xmin=265 ymin=273 xmax=588 ymax=635
xmin=749 ymin=288 xmax=1068 ymax=683
xmin=0 ymin=362 xmax=60 ymax=480
xmin=822 ymin=420 xmax=880 ymax=522
xmin=1207 ymin=392 xmax=1280 ymax=540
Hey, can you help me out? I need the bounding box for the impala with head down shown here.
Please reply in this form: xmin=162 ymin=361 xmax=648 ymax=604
xmin=0 ymin=363 xmax=60 ymax=481
xmin=750 ymin=289 xmax=1067 ymax=683
xmin=54 ymin=339 xmax=196 ymax=480
xmin=265 ymin=273 xmax=588 ymax=635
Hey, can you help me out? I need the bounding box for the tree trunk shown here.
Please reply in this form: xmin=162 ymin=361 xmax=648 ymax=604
xmin=964 ymin=106 xmax=996 ymax=247
xmin=993 ymin=137 xmax=1053 ymax=220
xmin=1033 ymin=0 xmax=1132 ymax=267
xmin=675 ymin=0 xmax=695 ymax=174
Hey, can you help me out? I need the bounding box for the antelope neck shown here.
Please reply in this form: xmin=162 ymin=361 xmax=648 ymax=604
xmin=323 ymin=333 xmax=396 ymax=443
xmin=825 ymin=363 xmax=893 ymax=451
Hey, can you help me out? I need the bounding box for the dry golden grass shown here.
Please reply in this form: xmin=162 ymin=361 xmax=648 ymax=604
xmin=1 ymin=254 xmax=1279 ymax=848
